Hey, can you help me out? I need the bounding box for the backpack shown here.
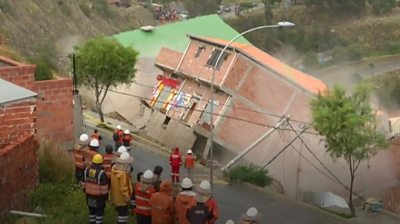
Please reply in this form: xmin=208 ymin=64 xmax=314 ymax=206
xmin=113 ymin=131 xmax=119 ymax=141
xmin=186 ymin=202 xmax=211 ymax=224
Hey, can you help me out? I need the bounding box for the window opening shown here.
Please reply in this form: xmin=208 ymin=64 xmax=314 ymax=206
xmin=206 ymin=49 xmax=229 ymax=69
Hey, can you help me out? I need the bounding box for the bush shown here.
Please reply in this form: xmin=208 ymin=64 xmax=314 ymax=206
xmin=29 ymin=57 xmax=54 ymax=81
xmin=38 ymin=140 xmax=74 ymax=183
xmin=226 ymin=164 xmax=273 ymax=187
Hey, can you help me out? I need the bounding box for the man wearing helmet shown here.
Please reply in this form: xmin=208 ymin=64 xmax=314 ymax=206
xmin=73 ymin=133 xmax=90 ymax=183
xmin=82 ymin=154 xmax=109 ymax=224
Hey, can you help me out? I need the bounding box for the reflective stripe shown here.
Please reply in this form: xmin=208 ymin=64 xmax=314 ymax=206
xmin=85 ymin=182 xmax=108 ymax=196
xmin=74 ymin=152 xmax=85 ymax=169
xmin=135 ymin=195 xmax=150 ymax=202
xmin=136 ymin=205 xmax=151 ymax=210
xmin=118 ymin=216 xmax=129 ymax=222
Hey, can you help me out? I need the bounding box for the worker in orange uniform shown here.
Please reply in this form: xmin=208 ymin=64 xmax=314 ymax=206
xmin=186 ymin=180 xmax=219 ymax=224
xmin=122 ymin=129 xmax=133 ymax=151
xmin=102 ymin=144 xmax=114 ymax=181
xmin=113 ymin=125 xmax=124 ymax=151
xmin=175 ymin=178 xmax=196 ymax=224
xmin=111 ymin=152 xmax=134 ymax=224
xmin=133 ymin=169 xmax=156 ymax=224
xmin=82 ymin=154 xmax=109 ymax=224
xmin=149 ymin=180 xmax=175 ymax=224
xmin=91 ymin=129 xmax=103 ymax=141
xmin=73 ymin=133 xmax=90 ymax=183
xmin=169 ymin=146 xmax=182 ymax=183
xmin=184 ymin=149 xmax=196 ymax=178
xmin=84 ymin=138 xmax=99 ymax=167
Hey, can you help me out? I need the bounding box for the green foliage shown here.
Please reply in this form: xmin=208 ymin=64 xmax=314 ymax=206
xmin=29 ymin=57 xmax=54 ymax=81
xmin=368 ymin=0 xmax=397 ymax=15
xmin=76 ymin=37 xmax=138 ymax=121
xmin=226 ymin=164 xmax=273 ymax=187
xmin=183 ymin=0 xmax=221 ymax=17
xmin=38 ymin=140 xmax=74 ymax=183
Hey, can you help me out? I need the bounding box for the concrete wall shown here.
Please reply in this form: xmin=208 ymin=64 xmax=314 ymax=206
xmin=0 ymin=135 xmax=38 ymax=214
xmin=0 ymin=62 xmax=74 ymax=148
xmin=146 ymin=110 xmax=196 ymax=151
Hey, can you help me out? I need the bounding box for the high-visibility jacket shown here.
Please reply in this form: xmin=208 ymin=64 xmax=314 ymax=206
xmin=185 ymin=154 xmax=196 ymax=169
xmin=83 ymin=150 xmax=97 ymax=167
xmin=122 ymin=134 xmax=133 ymax=147
xmin=73 ymin=149 xmax=85 ymax=170
xmin=82 ymin=165 xmax=109 ymax=197
xmin=102 ymin=153 xmax=113 ymax=178
xmin=133 ymin=183 xmax=156 ymax=216
xmin=175 ymin=190 xmax=196 ymax=224
xmin=149 ymin=181 xmax=175 ymax=224
xmin=187 ymin=197 xmax=219 ymax=224
xmin=110 ymin=165 xmax=133 ymax=206
xmin=169 ymin=151 xmax=182 ymax=167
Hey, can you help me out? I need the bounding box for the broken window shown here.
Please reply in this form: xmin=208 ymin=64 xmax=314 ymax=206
xmin=206 ymin=49 xmax=229 ymax=69
xmin=163 ymin=116 xmax=171 ymax=126
xmin=195 ymin=45 xmax=206 ymax=58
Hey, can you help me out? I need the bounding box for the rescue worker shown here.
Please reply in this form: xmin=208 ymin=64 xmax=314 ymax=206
xmin=239 ymin=207 xmax=261 ymax=224
xmin=175 ymin=178 xmax=196 ymax=224
xmin=149 ymin=180 xmax=175 ymax=224
xmin=111 ymin=152 xmax=134 ymax=224
xmin=91 ymin=129 xmax=103 ymax=141
xmin=134 ymin=169 xmax=156 ymax=224
xmin=122 ymin=129 xmax=133 ymax=151
xmin=169 ymin=146 xmax=182 ymax=183
xmin=82 ymin=154 xmax=109 ymax=224
xmin=153 ymin=165 xmax=163 ymax=192
xmin=73 ymin=133 xmax=90 ymax=183
xmin=186 ymin=180 xmax=219 ymax=224
xmin=113 ymin=146 xmax=133 ymax=174
xmin=113 ymin=125 xmax=124 ymax=151
xmin=184 ymin=149 xmax=196 ymax=178
xmin=102 ymin=144 xmax=114 ymax=181
xmin=84 ymin=139 xmax=99 ymax=167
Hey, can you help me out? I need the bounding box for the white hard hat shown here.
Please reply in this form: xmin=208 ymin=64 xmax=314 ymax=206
xmin=198 ymin=180 xmax=211 ymax=194
xmin=124 ymin=129 xmax=130 ymax=134
xmin=187 ymin=149 xmax=192 ymax=154
xmin=89 ymin=139 xmax=99 ymax=147
xmin=79 ymin=134 xmax=89 ymax=144
xmin=117 ymin=146 xmax=127 ymax=153
xmin=243 ymin=207 xmax=260 ymax=221
xmin=142 ymin=169 xmax=154 ymax=183
xmin=117 ymin=125 xmax=122 ymax=130
xmin=181 ymin=177 xmax=193 ymax=188
xmin=225 ymin=220 xmax=235 ymax=224
xmin=116 ymin=151 xmax=134 ymax=163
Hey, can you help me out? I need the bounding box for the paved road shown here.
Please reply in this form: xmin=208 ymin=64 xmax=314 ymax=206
xmin=88 ymin=124 xmax=346 ymax=223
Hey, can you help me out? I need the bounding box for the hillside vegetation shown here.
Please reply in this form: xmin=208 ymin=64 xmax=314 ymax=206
xmin=0 ymin=0 xmax=154 ymax=73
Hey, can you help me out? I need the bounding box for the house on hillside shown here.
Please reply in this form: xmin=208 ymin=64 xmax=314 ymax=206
xmin=147 ymin=35 xmax=399 ymax=199
xmin=86 ymin=14 xmax=250 ymax=126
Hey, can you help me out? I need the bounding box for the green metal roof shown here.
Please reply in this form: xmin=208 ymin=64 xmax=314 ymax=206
xmin=113 ymin=14 xmax=250 ymax=58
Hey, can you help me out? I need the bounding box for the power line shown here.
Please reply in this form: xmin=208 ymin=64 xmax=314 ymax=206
xmin=106 ymin=88 xmax=320 ymax=135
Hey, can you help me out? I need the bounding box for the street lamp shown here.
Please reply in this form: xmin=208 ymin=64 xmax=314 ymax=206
xmin=208 ymin=21 xmax=295 ymax=190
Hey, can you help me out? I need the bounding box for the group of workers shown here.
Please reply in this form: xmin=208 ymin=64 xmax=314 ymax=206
xmin=72 ymin=126 xmax=261 ymax=224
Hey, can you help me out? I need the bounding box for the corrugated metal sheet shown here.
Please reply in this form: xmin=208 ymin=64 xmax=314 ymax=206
xmin=0 ymin=78 xmax=37 ymax=104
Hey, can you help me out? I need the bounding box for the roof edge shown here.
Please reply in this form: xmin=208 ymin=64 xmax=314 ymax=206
xmin=0 ymin=55 xmax=26 ymax=66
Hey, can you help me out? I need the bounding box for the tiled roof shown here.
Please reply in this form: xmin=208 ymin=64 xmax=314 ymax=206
xmin=193 ymin=36 xmax=327 ymax=94
xmin=0 ymin=78 xmax=37 ymax=104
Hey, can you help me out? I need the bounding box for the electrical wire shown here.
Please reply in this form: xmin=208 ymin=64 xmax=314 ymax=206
xmin=105 ymin=88 xmax=320 ymax=135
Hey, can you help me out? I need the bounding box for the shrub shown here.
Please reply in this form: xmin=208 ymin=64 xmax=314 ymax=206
xmin=38 ymin=140 xmax=74 ymax=183
xmin=29 ymin=57 xmax=54 ymax=81
xmin=226 ymin=164 xmax=273 ymax=187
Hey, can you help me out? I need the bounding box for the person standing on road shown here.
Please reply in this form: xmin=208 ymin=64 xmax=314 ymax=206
xmin=153 ymin=165 xmax=163 ymax=192
xmin=91 ymin=129 xmax=103 ymax=142
xmin=111 ymin=152 xmax=134 ymax=224
xmin=102 ymin=144 xmax=114 ymax=181
xmin=169 ymin=146 xmax=182 ymax=183
xmin=73 ymin=133 xmax=90 ymax=184
xmin=186 ymin=180 xmax=219 ymax=224
xmin=239 ymin=207 xmax=261 ymax=224
xmin=122 ymin=129 xmax=133 ymax=151
xmin=149 ymin=180 xmax=175 ymax=224
xmin=134 ymin=169 xmax=156 ymax=224
xmin=184 ymin=149 xmax=196 ymax=178
xmin=113 ymin=125 xmax=124 ymax=151
xmin=175 ymin=178 xmax=196 ymax=224
xmin=82 ymin=154 xmax=109 ymax=224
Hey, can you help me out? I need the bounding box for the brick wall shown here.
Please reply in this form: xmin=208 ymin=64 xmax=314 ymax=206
xmin=0 ymin=100 xmax=37 ymax=148
xmin=0 ymin=65 xmax=36 ymax=90
xmin=36 ymin=79 xmax=74 ymax=144
xmin=0 ymin=135 xmax=38 ymax=214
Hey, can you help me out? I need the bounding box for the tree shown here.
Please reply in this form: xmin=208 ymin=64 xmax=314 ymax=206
xmin=76 ymin=37 xmax=138 ymax=122
xmin=310 ymin=86 xmax=387 ymax=216
xmin=261 ymin=0 xmax=278 ymax=24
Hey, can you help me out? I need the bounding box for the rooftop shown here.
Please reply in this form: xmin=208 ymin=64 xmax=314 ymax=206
xmin=113 ymin=14 xmax=250 ymax=58
xmin=0 ymin=78 xmax=37 ymax=104
xmin=191 ymin=36 xmax=327 ymax=94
